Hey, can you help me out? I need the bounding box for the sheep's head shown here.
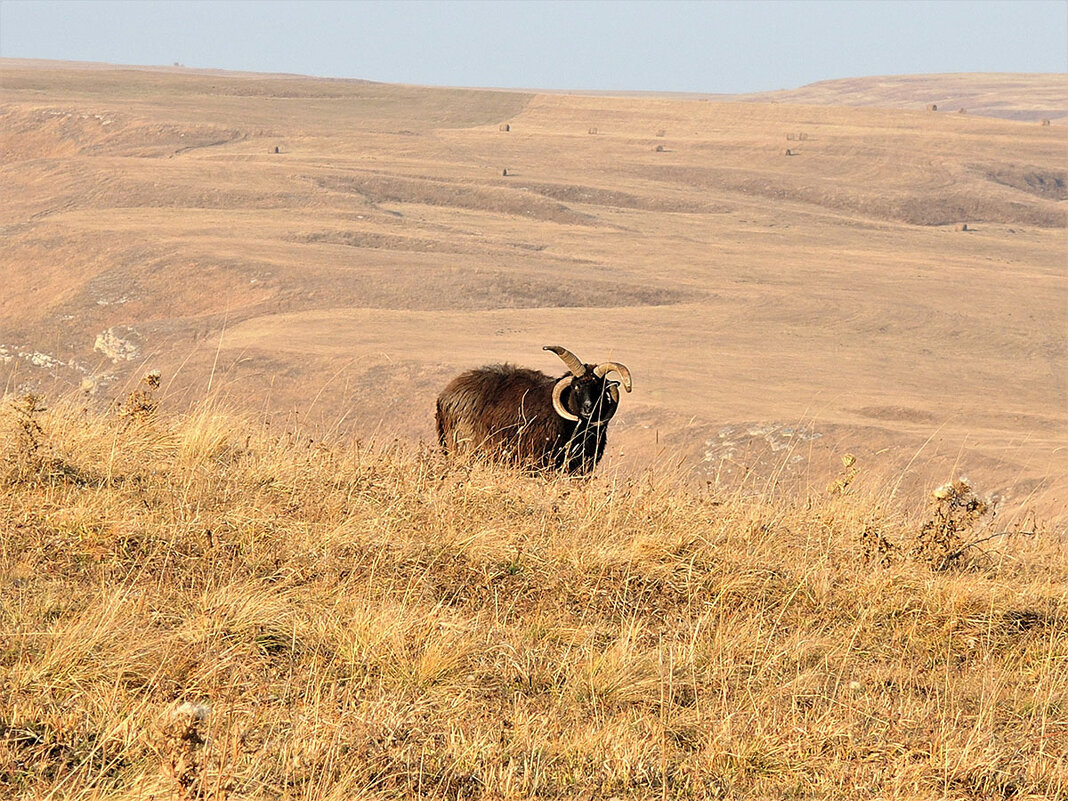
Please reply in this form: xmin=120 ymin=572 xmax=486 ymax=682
xmin=544 ymin=345 xmax=632 ymax=424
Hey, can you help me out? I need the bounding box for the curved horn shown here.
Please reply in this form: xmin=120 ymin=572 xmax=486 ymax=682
xmin=594 ymin=362 xmax=632 ymax=392
xmin=607 ymin=383 xmax=620 ymax=405
xmin=543 ymin=345 xmax=585 ymax=377
xmin=551 ymin=376 xmax=579 ymax=421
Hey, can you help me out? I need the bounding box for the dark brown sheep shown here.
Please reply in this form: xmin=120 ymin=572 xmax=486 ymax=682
xmin=435 ymin=345 xmax=632 ymax=474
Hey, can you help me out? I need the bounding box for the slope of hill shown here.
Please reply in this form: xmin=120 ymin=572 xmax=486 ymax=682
xmin=733 ymin=73 xmax=1068 ymax=122
xmin=0 ymin=394 xmax=1064 ymax=799
xmin=1 ymin=59 xmax=1066 ymax=520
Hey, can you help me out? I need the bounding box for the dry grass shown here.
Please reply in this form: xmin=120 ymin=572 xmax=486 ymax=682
xmin=1 ymin=384 xmax=1065 ymax=800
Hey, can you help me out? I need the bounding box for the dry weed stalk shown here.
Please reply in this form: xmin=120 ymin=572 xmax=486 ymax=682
xmin=117 ymin=369 xmax=161 ymax=424
xmin=0 ymin=393 xmax=84 ymax=485
xmin=915 ymin=478 xmax=991 ymax=569
xmin=9 ymin=393 xmax=46 ymax=455
xmin=826 ymin=452 xmax=858 ymax=495
xmin=0 ymin=393 xmax=47 ymax=479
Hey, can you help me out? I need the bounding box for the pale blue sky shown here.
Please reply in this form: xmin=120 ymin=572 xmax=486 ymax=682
xmin=1 ymin=0 xmax=1065 ymax=93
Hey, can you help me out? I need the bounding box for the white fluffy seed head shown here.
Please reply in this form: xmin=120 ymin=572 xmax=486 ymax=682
xmin=932 ymin=483 xmax=955 ymax=500
xmin=172 ymin=702 xmax=210 ymax=721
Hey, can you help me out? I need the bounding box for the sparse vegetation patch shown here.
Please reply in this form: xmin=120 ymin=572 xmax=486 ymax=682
xmin=982 ymin=166 xmax=1068 ymax=201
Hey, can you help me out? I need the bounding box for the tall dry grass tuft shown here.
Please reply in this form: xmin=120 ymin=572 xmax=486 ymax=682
xmin=0 ymin=386 xmax=1065 ymax=799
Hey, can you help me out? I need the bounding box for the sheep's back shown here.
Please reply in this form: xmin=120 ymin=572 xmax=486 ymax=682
xmin=436 ymin=364 xmax=558 ymax=459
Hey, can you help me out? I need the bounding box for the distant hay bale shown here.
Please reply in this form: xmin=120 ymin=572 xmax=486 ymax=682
xmin=798 ymin=132 xmax=808 ymax=141
xmin=786 ymin=133 xmax=796 ymax=141
xmin=958 ymin=223 xmax=969 ymax=231
xmin=273 ymin=145 xmax=280 ymax=153
xmin=499 ymin=123 xmax=510 ymax=132
xmin=587 ymin=127 xmax=598 ymax=135
xmin=655 ymin=144 xmax=664 ymax=152
xmin=1041 ymin=119 xmax=1051 ymax=126
xmin=958 ymin=108 xmax=966 ymax=114
xmin=656 ymin=129 xmax=666 ymax=137
xmin=502 ymin=168 xmax=508 ymax=176
xmin=784 ymin=148 xmax=794 ymax=156
xmin=927 ymin=104 xmax=938 ymax=111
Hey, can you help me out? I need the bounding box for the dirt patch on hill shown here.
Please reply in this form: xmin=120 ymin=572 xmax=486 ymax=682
xmin=84 ymin=123 xmax=249 ymax=158
xmin=85 ymin=178 xmax=320 ymax=211
xmin=0 ymin=108 xmax=249 ymax=161
xmin=46 ymin=257 xmax=284 ymax=339
xmin=734 ymin=73 xmax=1068 ymax=122
xmin=868 ymin=191 xmax=1066 ymax=227
xmin=855 ymin=405 xmax=940 ymax=424
xmin=294 ymin=230 xmax=471 ymax=255
xmin=509 ymin=181 xmax=730 ymax=214
xmin=309 ymin=173 xmax=599 ymax=226
xmin=637 ymin=164 xmax=1067 ymax=228
xmin=981 ymin=166 xmax=1068 ymax=201
xmin=289 ymin=266 xmax=694 ymax=312
xmin=458 ymin=272 xmax=691 ymax=310
xmin=0 ymin=107 xmax=117 ymax=162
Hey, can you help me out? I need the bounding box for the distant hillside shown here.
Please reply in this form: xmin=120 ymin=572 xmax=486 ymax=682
xmin=735 ymin=73 xmax=1068 ymax=122
xmin=1 ymin=59 xmax=1065 ymax=521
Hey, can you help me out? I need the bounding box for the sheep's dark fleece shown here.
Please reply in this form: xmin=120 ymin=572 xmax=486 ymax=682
xmin=435 ymin=345 xmax=632 ymax=474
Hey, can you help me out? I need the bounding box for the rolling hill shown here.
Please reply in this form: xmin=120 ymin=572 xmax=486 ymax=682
xmin=1 ymin=60 xmax=1065 ymax=519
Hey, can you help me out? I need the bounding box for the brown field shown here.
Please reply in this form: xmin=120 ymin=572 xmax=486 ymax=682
xmin=1 ymin=60 xmax=1067 ymax=800
xmin=2 ymin=60 xmax=1065 ymax=519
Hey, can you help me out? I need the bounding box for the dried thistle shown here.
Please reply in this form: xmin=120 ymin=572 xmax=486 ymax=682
xmin=915 ymin=478 xmax=990 ymax=570
xmin=827 ymin=453 xmax=859 ymax=495
xmin=12 ymin=393 xmax=46 ymax=455
xmin=860 ymin=522 xmax=897 ymax=567
xmin=118 ymin=370 xmax=162 ymax=424
xmin=161 ymin=702 xmax=210 ymax=800
xmin=2 ymin=393 xmax=48 ymax=482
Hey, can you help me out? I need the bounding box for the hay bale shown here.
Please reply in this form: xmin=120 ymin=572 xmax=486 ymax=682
xmin=927 ymin=103 xmax=938 ymax=111
xmin=1041 ymin=119 xmax=1051 ymax=126
xmin=499 ymin=123 xmax=510 ymax=132
xmin=656 ymin=129 xmax=666 ymax=137
xmin=587 ymin=127 xmax=598 ymax=135
xmin=655 ymin=144 xmax=664 ymax=152
xmin=784 ymin=148 xmax=794 ymax=156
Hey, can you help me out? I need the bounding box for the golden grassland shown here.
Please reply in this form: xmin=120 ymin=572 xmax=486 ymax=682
xmin=1 ymin=381 xmax=1065 ymax=800
xmin=2 ymin=62 xmax=1066 ymax=517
